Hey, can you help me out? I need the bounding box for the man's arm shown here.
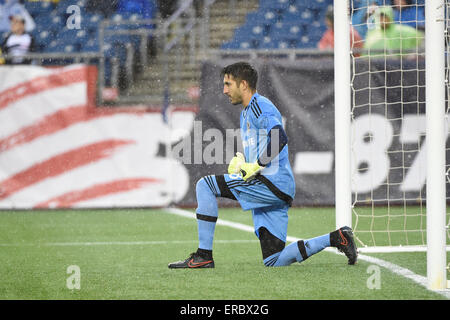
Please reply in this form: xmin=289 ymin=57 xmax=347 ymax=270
xmin=1 ymin=34 xmax=10 ymax=54
xmin=257 ymin=124 xmax=288 ymax=167
xmin=239 ymin=124 xmax=288 ymax=181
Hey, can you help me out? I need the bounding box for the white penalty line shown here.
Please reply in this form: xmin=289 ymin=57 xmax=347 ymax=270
xmin=357 ymin=245 xmax=450 ymax=253
xmin=0 ymin=239 xmax=259 ymax=247
xmin=164 ymin=207 xmax=450 ymax=299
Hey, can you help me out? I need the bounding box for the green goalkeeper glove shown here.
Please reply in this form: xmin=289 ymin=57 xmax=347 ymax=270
xmin=228 ymin=152 xmax=245 ymax=174
xmin=240 ymin=162 xmax=262 ymax=181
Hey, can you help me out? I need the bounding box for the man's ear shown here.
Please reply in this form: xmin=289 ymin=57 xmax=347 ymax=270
xmin=239 ymin=79 xmax=249 ymax=91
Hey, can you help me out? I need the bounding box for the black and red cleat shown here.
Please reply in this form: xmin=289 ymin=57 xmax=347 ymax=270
xmin=330 ymin=226 xmax=358 ymax=265
xmin=168 ymin=252 xmax=215 ymax=269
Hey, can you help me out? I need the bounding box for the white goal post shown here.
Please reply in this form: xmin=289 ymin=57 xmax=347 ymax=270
xmin=334 ymin=0 xmax=352 ymax=231
xmin=425 ymin=0 xmax=447 ymax=291
xmin=334 ymin=0 xmax=448 ymax=290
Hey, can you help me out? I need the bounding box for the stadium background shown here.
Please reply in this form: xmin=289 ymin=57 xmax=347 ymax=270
xmin=0 ymin=0 xmax=433 ymax=209
xmin=1 ymin=0 xmax=449 ymax=302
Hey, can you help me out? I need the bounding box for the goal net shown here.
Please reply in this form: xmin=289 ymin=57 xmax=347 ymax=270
xmin=347 ymin=0 xmax=450 ymax=255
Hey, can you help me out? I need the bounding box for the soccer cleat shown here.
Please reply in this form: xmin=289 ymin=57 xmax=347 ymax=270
xmin=332 ymin=226 xmax=358 ymax=265
xmin=168 ymin=252 xmax=215 ymax=269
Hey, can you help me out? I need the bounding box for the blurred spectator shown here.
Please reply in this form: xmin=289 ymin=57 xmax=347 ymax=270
xmin=363 ymin=6 xmax=424 ymax=57
xmin=392 ymin=0 xmax=425 ymax=31
xmin=117 ymin=0 xmax=156 ymax=20
xmin=318 ymin=7 xmax=364 ymax=52
xmin=1 ymin=14 xmax=35 ymax=64
xmin=0 ymin=0 xmax=35 ymax=32
xmin=351 ymin=0 xmax=379 ymax=40
xmin=0 ymin=46 xmax=5 ymax=64
xmin=85 ymin=0 xmax=119 ymax=17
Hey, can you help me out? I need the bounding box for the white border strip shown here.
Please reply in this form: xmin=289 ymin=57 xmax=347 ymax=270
xmin=164 ymin=207 xmax=450 ymax=299
xmin=0 ymin=239 xmax=259 ymax=247
xmin=358 ymin=245 xmax=450 ymax=254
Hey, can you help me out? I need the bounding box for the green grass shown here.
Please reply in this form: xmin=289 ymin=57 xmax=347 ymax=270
xmin=0 ymin=207 xmax=447 ymax=300
xmin=352 ymin=205 xmax=429 ymax=247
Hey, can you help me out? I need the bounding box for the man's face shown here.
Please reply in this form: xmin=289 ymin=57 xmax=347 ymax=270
xmin=379 ymin=14 xmax=391 ymax=30
xmin=11 ymin=18 xmax=25 ymax=35
xmin=223 ymin=74 xmax=243 ymax=105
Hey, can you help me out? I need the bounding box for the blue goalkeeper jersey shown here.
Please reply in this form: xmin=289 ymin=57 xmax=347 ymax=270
xmin=240 ymin=93 xmax=296 ymax=199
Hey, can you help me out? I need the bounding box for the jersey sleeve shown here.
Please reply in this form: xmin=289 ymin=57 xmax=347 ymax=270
xmin=256 ymin=110 xmax=282 ymax=133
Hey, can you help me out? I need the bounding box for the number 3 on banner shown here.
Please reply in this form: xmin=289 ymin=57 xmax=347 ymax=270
xmin=351 ymin=114 xmax=393 ymax=193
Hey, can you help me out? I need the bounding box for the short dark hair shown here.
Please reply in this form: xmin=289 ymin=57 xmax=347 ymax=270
xmin=326 ymin=7 xmax=333 ymax=24
xmin=221 ymin=62 xmax=258 ymax=90
xmin=9 ymin=15 xmax=25 ymax=24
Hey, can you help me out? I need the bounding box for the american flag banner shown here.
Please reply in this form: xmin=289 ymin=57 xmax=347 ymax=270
xmin=0 ymin=64 xmax=193 ymax=209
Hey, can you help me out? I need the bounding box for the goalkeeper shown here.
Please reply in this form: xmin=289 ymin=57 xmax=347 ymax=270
xmin=168 ymin=62 xmax=357 ymax=268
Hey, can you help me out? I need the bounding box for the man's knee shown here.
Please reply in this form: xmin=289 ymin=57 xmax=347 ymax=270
xmin=215 ymin=175 xmax=237 ymax=200
xmin=196 ymin=176 xmax=219 ymax=197
xmin=258 ymin=227 xmax=285 ymax=261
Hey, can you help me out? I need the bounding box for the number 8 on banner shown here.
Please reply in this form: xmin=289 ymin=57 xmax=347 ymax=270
xmin=351 ymin=114 xmax=393 ymax=194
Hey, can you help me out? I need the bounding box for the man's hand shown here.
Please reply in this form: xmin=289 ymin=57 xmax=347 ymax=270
xmin=228 ymin=152 xmax=245 ymax=174
xmin=240 ymin=162 xmax=262 ymax=181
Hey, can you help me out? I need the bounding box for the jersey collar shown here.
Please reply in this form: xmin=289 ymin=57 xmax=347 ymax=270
xmin=246 ymin=92 xmax=259 ymax=109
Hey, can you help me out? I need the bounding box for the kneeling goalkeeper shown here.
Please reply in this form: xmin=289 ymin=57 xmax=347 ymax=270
xmin=168 ymin=62 xmax=357 ymax=268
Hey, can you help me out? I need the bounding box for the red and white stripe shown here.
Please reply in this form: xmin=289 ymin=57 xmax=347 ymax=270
xmin=0 ymin=65 xmax=193 ymax=209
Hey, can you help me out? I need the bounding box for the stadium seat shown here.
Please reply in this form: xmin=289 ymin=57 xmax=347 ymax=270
xmin=283 ymin=7 xmax=315 ymax=26
xmin=83 ymin=13 xmax=104 ymax=34
xmin=47 ymin=14 xmax=66 ymax=35
xmin=237 ymin=23 xmax=266 ymax=39
xmin=55 ymin=0 xmax=84 ymax=16
xmin=269 ymin=22 xmax=302 ymax=41
xmin=222 ymin=0 xmax=331 ymax=51
xmin=55 ymin=28 xmax=79 ymax=43
xmin=259 ymin=0 xmax=290 ymax=12
xmin=295 ymin=0 xmax=331 ymax=10
xmin=255 ymin=9 xmax=281 ymax=26
xmin=259 ymin=38 xmax=279 ymax=50
xmin=296 ymin=35 xmax=315 ymax=48
xmin=73 ymin=29 xmax=89 ymax=48
xmin=299 ymin=8 xmax=315 ymax=26
xmin=285 ymin=4 xmax=300 ymax=16
xmin=223 ymin=22 xmax=268 ymax=50
xmin=104 ymin=31 xmax=132 ymax=48
xmin=33 ymin=30 xmax=55 ymax=52
xmin=282 ymin=11 xmax=300 ymax=23
xmin=258 ymin=36 xmax=275 ymax=49
xmin=44 ymin=39 xmax=79 ymax=54
xmin=122 ymin=12 xmax=146 ymax=29
xmin=270 ymin=22 xmax=303 ymax=49
xmin=221 ymin=40 xmax=243 ymax=50
xmin=221 ymin=38 xmax=255 ymax=50
xmin=24 ymin=0 xmax=55 ymax=18
xmin=305 ymin=21 xmax=326 ymax=43
xmin=285 ymin=24 xmax=303 ymax=41
xmin=259 ymin=38 xmax=292 ymax=50
xmin=106 ymin=12 xmax=147 ymax=52
xmin=80 ymin=38 xmax=100 ymax=52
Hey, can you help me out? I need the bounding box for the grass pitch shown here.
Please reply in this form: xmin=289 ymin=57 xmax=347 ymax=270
xmin=0 ymin=207 xmax=447 ymax=300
